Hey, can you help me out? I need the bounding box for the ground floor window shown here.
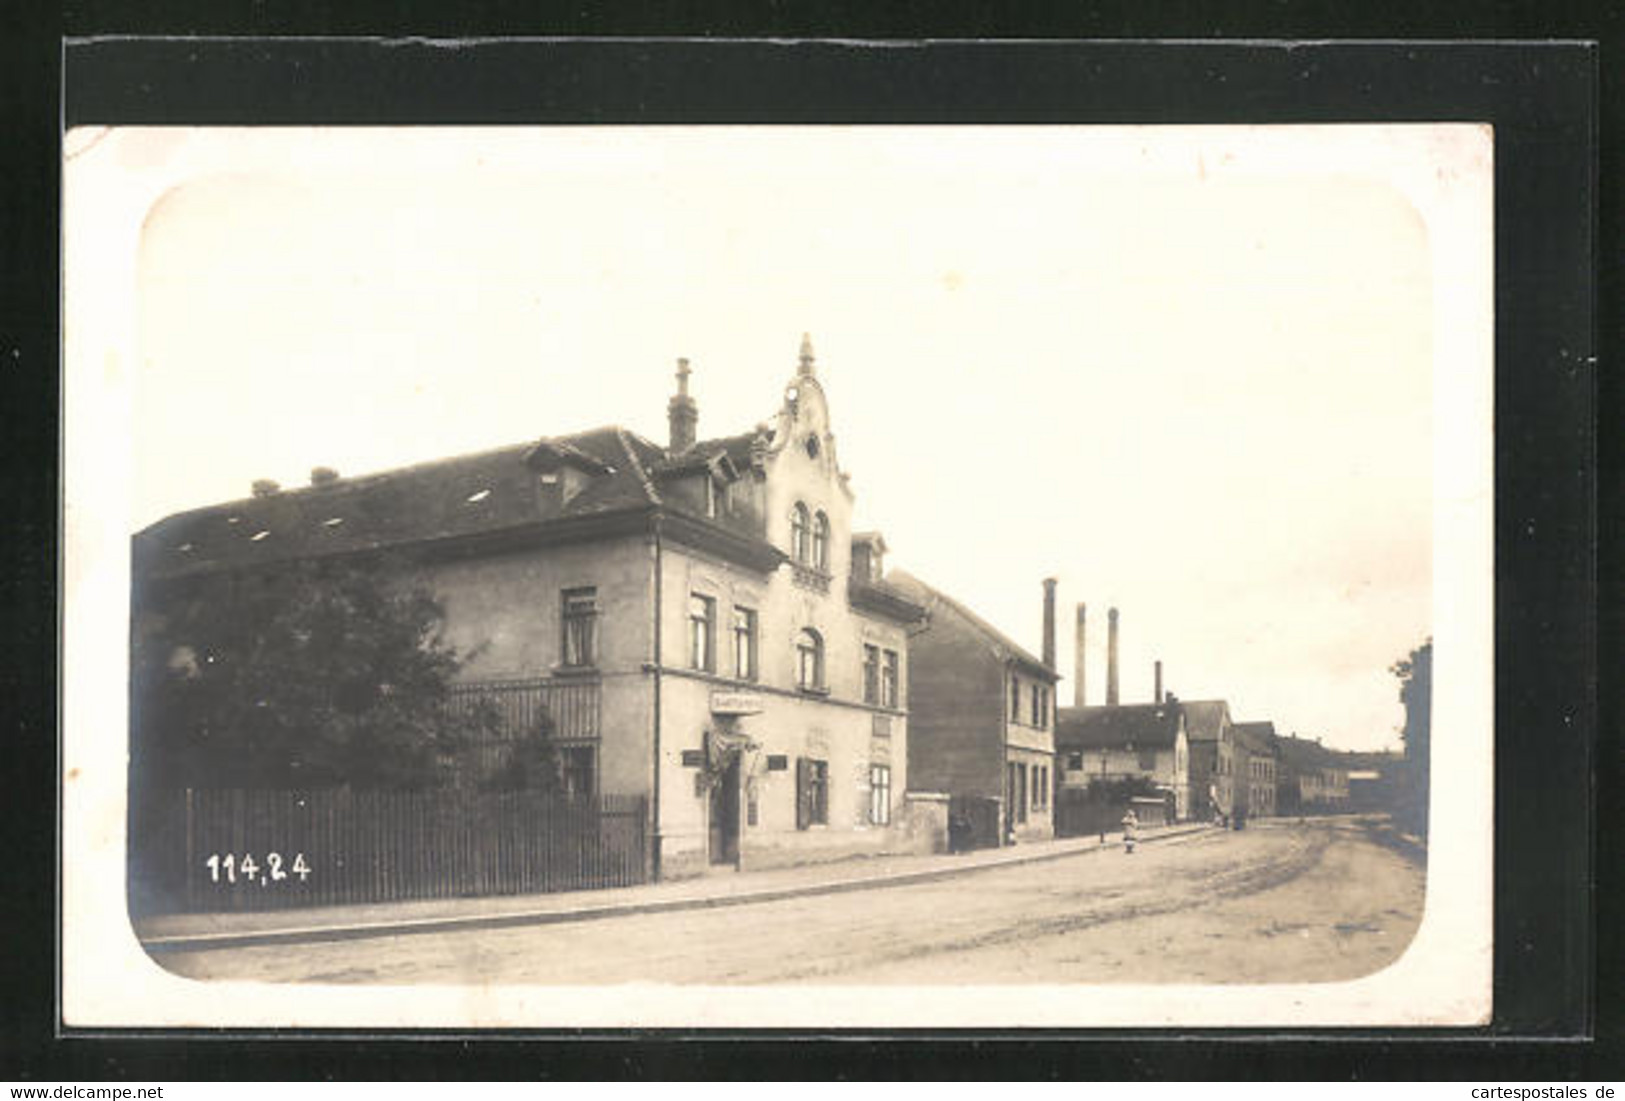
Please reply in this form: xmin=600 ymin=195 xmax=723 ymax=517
xmin=559 ymin=744 xmax=596 ymax=800
xmin=869 ymin=764 xmax=892 ymax=826
xmin=796 ymin=757 xmax=829 ymax=829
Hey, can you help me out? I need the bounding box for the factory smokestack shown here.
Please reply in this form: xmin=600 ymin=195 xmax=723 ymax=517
xmin=1154 ymin=660 xmax=1163 ymax=704
xmin=1041 ymin=578 xmax=1057 ymax=671
xmin=1074 ymin=603 xmax=1087 ymax=707
xmin=1107 ymin=607 xmax=1120 ymax=706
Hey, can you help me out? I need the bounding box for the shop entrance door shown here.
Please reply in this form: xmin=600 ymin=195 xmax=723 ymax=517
xmin=708 ymin=756 xmax=741 ymax=866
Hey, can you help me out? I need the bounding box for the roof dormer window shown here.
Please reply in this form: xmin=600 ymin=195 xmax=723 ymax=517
xmin=466 ymin=488 xmax=492 ymax=503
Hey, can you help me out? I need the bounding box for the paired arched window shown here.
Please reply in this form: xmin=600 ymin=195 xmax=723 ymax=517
xmin=796 ymin=628 xmax=825 ymax=691
xmin=791 ymin=501 xmax=831 ymax=572
xmin=812 ymin=511 xmax=830 ymax=571
xmin=791 ymin=503 xmax=810 ymax=564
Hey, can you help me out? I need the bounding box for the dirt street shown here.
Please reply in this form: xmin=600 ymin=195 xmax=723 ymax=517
xmin=154 ymin=818 xmax=1424 ymax=986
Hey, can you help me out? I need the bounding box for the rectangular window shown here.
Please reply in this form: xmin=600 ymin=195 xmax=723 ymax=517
xmin=1139 ymin=749 xmax=1158 ymax=771
xmin=732 ymin=606 xmax=758 ymax=681
xmin=862 ymin=644 xmax=880 ymax=704
xmin=561 ymin=587 xmax=598 ymax=667
xmin=796 ymin=758 xmax=829 ymax=829
xmin=1067 ymin=752 xmax=1084 ymax=771
xmin=1031 ymin=684 xmax=1041 ymax=726
xmin=559 ymin=745 xmax=596 ymax=800
xmin=882 ymin=649 xmax=900 ymax=709
xmin=1010 ymin=674 xmax=1021 ymax=721
xmin=688 ymin=593 xmax=716 ymax=671
xmin=869 ymin=764 xmax=892 ymax=826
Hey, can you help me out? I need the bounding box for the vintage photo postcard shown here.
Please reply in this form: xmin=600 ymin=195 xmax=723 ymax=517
xmin=61 ymin=123 xmax=1492 ymax=1029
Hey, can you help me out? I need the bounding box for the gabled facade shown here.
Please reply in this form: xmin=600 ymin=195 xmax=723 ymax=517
xmin=1054 ymin=702 xmax=1190 ymax=821
xmin=132 ymin=336 xmax=927 ymax=880
xmin=1179 ymin=699 xmax=1234 ymax=823
xmin=887 ymin=572 xmax=1061 ymax=844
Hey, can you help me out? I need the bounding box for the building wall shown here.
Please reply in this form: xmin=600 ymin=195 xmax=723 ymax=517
xmin=904 ymin=624 xmax=1006 ymax=800
xmin=1187 ymin=741 xmax=1218 ymax=821
xmin=404 ymin=535 xmax=657 ymax=800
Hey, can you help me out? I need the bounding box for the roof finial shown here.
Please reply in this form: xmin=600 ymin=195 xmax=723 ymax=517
xmin=798 ymin=332 xmax=816 ymax=377
xmin=675 ymin=356 xmax=691 ymax=397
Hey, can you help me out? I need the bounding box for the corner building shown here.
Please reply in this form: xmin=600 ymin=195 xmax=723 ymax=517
xmin=132 ymin=337 xmax=926 ymax=882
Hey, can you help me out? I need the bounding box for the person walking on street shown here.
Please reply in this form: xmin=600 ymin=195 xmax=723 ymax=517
xmin=1122 ymin=807 xmax=1139 ymax=854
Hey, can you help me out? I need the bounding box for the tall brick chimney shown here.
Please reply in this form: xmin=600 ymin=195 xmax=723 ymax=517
xmin=1154 ymin=660 xmax=1163 ymax=704
xmin=1074 ymin=603 xmax=1087 ymax=707
xmin=1107 ymin=607 xmax=1120 ymax=706
xmin=1041 ymin=578 xmax=1057 ymax=671
xmin=668 ymin=357 xmax=697 ymax=452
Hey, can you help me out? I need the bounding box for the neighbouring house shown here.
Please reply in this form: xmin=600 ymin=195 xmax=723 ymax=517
xmin=887 ymin=572 xmax=1062 ymax=848
xmin=132 ymin=336 xmax=929 ymax=882
xmin=1179 ymin=699 xmax=1234 ymax=824
xmin=1274 ymin=734 xmax=1352 ymax=815
xmin=1054 ymin=702 xmax=1190 ymax=822
xmin=1232 ymin=720 xmax=1278 ymax=820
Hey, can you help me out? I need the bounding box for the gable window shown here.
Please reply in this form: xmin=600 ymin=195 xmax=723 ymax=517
xmin=561 ymin=588 xmax=598 ymax=667
xmin=796 ymin=758 xmax=829 ymax=828
xmin=812 ymin=511 xmax=830 ymax=571
xmin=862 ymin=644 xmax=880 ymax=704
xmin=1010 ymin=674 xmax=1021 ymax=721
xmin=869 ymin=764 xmax=892 ymax=826
xmin=688 ymin=593 xmax=716 ymax=672
xmin=732 ymin=607 xmax=758 ymax=681
xmin=882 ymin=649 xmax=900 ymax=709
xmin=791 ymin=503 xmax=811 ymax=563
xmin=797 ymin=628 xmax=826 ymax=691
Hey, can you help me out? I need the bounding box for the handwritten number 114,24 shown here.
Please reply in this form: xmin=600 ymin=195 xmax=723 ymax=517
xmin=204 ymin=852 xmax=311 ymax=884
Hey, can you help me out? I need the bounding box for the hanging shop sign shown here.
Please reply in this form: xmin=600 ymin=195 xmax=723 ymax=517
xmin=710 ymin=691 xmax=765 ymax=716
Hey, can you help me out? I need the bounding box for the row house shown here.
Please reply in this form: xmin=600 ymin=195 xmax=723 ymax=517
xmin=1274 ymin=734 xmax=1352 ymax=815
xmin=1232 ymin=720 xmax=1279 ymax=820
xmin=1053 ymin=702 xmax=1190 ymax=822
xmin=888 ymin=573 xmax=1062 ymax=847
xmin=132 ymin=336 xmax=928 ymax=880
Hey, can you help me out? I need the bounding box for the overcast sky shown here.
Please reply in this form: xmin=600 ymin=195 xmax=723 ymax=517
xmin=95 ymin=125 xmax=1446 ymax=752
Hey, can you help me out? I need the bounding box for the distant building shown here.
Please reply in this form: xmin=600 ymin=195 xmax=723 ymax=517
xmin=1274 ymin=735 xmax=1351 ymax=815
xmin=1232 ymin=721 xmax=1279 ymax=819
xmin=132 ymin=336 xmax=927 ymax=880
xmin=1179 ymin=699 xmax=1234 ymax=823
xmin=1054 ymin=702 xmax=1190 ymax=821
xmin=888 ymin=572 xmax=1061 ymax=846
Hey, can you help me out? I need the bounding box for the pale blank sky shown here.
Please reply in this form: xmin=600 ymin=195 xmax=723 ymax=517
xmin=114 ymin=126 xmax=1439 ymax=752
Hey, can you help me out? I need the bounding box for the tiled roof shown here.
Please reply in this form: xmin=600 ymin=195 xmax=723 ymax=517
xmin=887 ymin=570 xmax=1059 ymax=681
xmin=1273 ymin=735 xmax=1344 ymax=772
xmin=1232 ymin=721 xmax=1278 ymax=756
xmin=135 ymin=425 xmax=706 ymax=581
xmin=651 ymin=429 xmax=768 ymax=475
xmin=1178 ymin=699 xmax=1232 ymax=744
xmin=1055 ymin=703 xmax=1183 ymax=751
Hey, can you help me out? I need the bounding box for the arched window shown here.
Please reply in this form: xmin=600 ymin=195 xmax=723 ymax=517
xmin=791 ymin=502 xmax=810 ymax=563
xmin=812 ymin=511 xmax=830 ymax=572
xmin=796 ymin=628 xmax=825 ymax=691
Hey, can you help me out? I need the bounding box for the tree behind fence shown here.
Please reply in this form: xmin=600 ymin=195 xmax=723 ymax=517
xmin=130 ymin=787 xmax=647 ymax=915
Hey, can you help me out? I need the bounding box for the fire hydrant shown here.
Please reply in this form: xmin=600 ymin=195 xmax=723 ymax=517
xmin=1122 ymin=808 xmax=1139 ymax=854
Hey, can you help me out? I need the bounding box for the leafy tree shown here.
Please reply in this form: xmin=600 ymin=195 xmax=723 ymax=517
xmin=1390 ymin=638 xmax=1433 ymax=835
xmin=131 ymin=556 xmax=490 ymax=791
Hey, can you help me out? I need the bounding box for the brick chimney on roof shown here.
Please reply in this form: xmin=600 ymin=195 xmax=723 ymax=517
xmin=1042 ymin=578 xmax=1057 ymax=671
xmin=668 ymin=357 xmax=697 ymax=452
xmin=1154 ymin=659 xmax=1163 ymax=704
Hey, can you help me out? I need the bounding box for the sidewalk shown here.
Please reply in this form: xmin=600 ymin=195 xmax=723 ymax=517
xmin=136 ymin=821 xmax=1214 ymax=953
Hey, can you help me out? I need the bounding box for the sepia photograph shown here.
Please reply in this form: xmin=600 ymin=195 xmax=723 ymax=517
xmin=60 ymin=122 xmax=1494 ymax=1029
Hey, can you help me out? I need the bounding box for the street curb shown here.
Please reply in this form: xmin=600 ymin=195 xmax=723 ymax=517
xmin=139 ymin=823 xmax=1215 ymax=955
